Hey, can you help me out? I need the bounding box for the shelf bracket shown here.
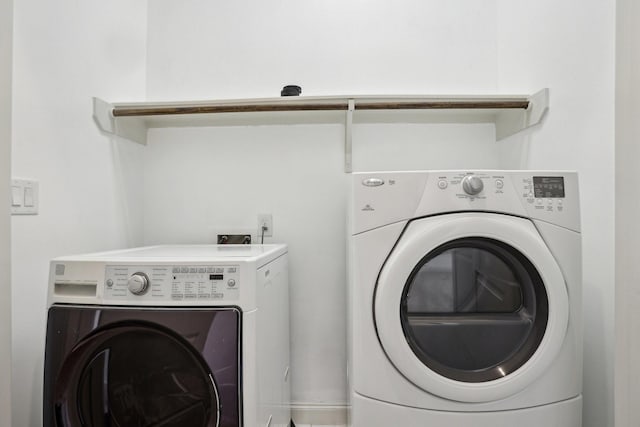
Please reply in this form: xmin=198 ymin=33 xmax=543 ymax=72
xmin=93 ymin=97 xmax=147 ymax=144
xmin=495 ymin=88 xmax=549 ymax=140
xmin=345 ymin=99 xmax=355 ymax=173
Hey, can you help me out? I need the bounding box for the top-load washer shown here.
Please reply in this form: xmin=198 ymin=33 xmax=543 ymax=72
xmin=43 ymin=244 xmax=290 ymax=427
xmin=348 ymin=171 xmax=582 ymax=427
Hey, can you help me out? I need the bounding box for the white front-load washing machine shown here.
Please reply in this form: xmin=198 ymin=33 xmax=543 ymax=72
xmin=348 ymin=171 xmax=582 ymax=427
xmin=43 ymin=244 xmax=290 ymax=427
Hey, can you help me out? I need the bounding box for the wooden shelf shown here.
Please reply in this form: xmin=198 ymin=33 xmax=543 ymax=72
xmin=93 ymin=89 xmax=549 ymax=172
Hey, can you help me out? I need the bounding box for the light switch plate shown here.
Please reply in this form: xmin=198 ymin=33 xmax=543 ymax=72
xmin=11 ymin=179 xmax=38 ymax=215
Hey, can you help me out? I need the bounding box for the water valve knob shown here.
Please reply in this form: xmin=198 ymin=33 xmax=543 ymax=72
xmin=128 ymin=272 xmax=149 ymax=295
xmin=462 ymin=175 xmax=484 ymax=195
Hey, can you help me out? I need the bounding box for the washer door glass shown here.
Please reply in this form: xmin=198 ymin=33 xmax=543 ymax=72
xmin=54 ymin=322 xmax=219 ymax=427
xmin=401 ymin=237 xmax=548 ymax=383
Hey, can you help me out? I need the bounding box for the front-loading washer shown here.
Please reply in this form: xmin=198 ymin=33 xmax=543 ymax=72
xmin=348 ymin=171 xmax=582 ymax=427
xmin=43 ymin=244 xmax=290 ymax=427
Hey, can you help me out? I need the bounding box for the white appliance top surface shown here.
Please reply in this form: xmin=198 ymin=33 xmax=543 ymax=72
xmin=53 ymin=244 xmax=287 ymax=262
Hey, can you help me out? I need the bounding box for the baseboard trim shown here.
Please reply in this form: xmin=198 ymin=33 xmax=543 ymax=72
xmin=291 ymin=404 xmax=348 ymax=426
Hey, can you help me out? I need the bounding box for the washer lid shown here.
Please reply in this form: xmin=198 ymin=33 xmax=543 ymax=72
xmin=374 ymin=213 xmax=569 ymax=403
xmin=52 ymin=244 xmax=288 ymax=263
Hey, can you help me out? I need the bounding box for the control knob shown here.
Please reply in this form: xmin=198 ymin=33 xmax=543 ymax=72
xmin=128 ymin=272 xmax=150 ymax=295
xmin=462 ymin=175 xmax=484 ymax=195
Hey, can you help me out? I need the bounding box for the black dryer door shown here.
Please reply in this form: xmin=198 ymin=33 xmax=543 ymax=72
xmin=43 ymin=306 xmax=241 ymax=427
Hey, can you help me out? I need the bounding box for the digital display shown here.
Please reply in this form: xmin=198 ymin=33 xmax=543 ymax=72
xmin=209 ymin=274 xmax=224 ymax=281
xmin=533 ymin=176 xmax=565 ymax=198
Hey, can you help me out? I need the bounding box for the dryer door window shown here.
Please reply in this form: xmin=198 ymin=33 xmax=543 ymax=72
xmin=374 ymin=213 xmax=570 ymax=402
xmin=44 ymin=307 xmax=240 ymax=427
xmin=66 ymin=324 xmax=218 ymax=426
xmin=400 ymin=237 xmax=548 ymax=383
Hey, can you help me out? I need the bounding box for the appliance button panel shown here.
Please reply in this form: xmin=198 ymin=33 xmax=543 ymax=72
xmin=105 ymin=264 xmax=240 ymax=301
xmin=520 ymin=175 xmax=568 ymax=213
xmin=433 ymin=172 xmax=494 ymax=200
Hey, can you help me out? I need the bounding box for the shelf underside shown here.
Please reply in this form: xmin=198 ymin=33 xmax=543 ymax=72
xmin=111 ymin=99 xmax=530 ymax=117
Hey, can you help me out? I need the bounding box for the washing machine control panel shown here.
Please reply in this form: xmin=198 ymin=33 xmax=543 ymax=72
xmin=104 ymin=265 xmax=240 ymax=301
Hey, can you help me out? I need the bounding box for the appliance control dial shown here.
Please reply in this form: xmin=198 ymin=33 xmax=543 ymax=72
xmin=127 ymin=272 xmax=150 ymax=295
xmin=462 ymin=175 xmax=484 ymax=195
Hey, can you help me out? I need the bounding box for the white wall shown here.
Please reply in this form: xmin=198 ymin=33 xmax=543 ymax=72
xmin=146 ymin=0 xmax=499 ymax=100
xmin=11 ymin=1 xmax=148 ymax=426
xmin=496 ymin=2 xmax=616 ymax=426
xmin=0 ymin=0 xmax=12 ymax=425
xmin=615 ymin=0 xmax=640 ymax=425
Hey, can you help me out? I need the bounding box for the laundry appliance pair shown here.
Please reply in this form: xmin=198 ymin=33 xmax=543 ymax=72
xmin=348 ymin=170 xmax=582 ymax=426
xmin=43 ymin=244 xmax=290 ymax=427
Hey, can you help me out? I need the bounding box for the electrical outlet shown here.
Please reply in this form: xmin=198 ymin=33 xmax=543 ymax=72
xmin=217 ymin=234 xmax=252 ymax=244
xmin=258 ymin=214 xmax=273 ymax=237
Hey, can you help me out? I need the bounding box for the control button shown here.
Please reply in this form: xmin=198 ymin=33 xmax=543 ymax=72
xmin=557 ymin=199 xmax=564 ymax=206
xmin=536 ymin=199 xmax=543 ymax=204
xmin=528 ymin=192 xmax=534 ymax=198
xmin=495 ymin=179 xmax=504 ymax=189
xmin=547 ymin=199 xmax=553 ymax=204
xmin=11 ymin=186 xmax=21 ymax=206
xmin=127 ymin=273 xmax=150 ymax=295
xmin=227 ymin=279 xmax=236 ymax=287
xmin=189 ymin=267 xmax=197 ymax=273
xmin=437 ymin=180 xmax=448 ymax=189
xmin=24 ymin=187 xmax=34 ymax=207
xmin=215 ymin=267 xmax=224 ymax=274
xmin=106 ymin=279 xmax=114 ymax=288
xmin=461 ymin=175 xmax=484 ymax=195
xmin=207 ymin=267 xmax=215 ymax=273
xmin=172 ymin=267 xmax=180 ymax=273
xmin=228 ymin=267 xmax=237 ymax=273
xmin=198 ymin=267 xmax=206 ymax=273
xmin=180 ymin=267 xmax=188 ymax=273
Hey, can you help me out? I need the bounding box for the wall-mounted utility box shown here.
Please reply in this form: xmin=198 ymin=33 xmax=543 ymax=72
xmin=11 ymin=179 xmax=39 ymax=215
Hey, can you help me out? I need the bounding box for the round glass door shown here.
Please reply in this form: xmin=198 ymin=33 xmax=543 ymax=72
xmin=53 ymin=321 xmax=219 ymax=427
xmin=374 ymin=213 xmax=569 ymax=402
xmin=400 ymin=237 xmax=548 ymax=383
